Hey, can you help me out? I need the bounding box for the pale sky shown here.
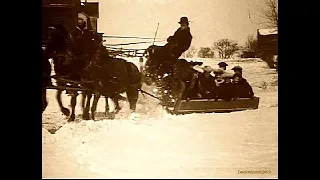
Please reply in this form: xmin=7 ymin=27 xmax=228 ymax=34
xmin=84 ymin=0 xmax=273 ymax=50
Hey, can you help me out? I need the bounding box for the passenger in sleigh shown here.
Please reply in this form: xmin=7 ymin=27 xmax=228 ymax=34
xmin=182 ymin=72 xmax=200 ymax=100
xmin=213 ymin=69 xmax=235 ymax=101
xmin=232 ymin=72 xmax=254 ymax=99
xmin=218 ymin=61 xmax=228 ymax=71
xmin=197 ymin=66 xmax=218 ymax=99
xmin=231 ymin=65 xmax=243 ymax=75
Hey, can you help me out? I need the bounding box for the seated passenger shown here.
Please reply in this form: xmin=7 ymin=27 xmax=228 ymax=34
xmin=231 ymin=65 xmax=243 ymax=75
xmin=218 ymin=61 xmax=228 ymax=71
xmin=197 ymin=66 xmax=217 ymax=99
xmin=232 ymin=73 xmax=254 ymax=98
xmin=183 ymin=72 xmax=200 ymax=100
xmin=216 ymin=73 xmax=235 ymax=102
xmin=213 ymin=68 xmax=224 ymax=84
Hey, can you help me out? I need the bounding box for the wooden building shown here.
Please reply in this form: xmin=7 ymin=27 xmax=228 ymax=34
xmin=257 ymin=28 xmax=278 ymax=69
xmin=42 ymin=0 xmax=102 ymax=44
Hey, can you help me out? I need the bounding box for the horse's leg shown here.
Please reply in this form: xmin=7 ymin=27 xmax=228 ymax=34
xmin=42 ymin=87 xmax=48 ymax=113
xmin=111 ymin=95 xmax=121 ymax=114
xmin=67 ymin=91 xmax=77 ymax=122
xmin=103 ymin=96 xmax=115 ymax=119
xmin=81 ymin=92 xmax=86 ymax=111
xmin=56 ymin=89 xmax=70 ymax=116
xmin=82 ymin=91 xmax=92 ymax=120
xmin=126 ymin=85 xmax=139 ymax=112
xmin=104 ymin=96 xmax=110 ymax=116
xmin=91 ymin=93 xmax=100 ymax=120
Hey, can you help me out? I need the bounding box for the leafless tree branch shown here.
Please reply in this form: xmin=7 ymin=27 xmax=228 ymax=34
xmin=260 ymin=0 xmax=278 ymax=28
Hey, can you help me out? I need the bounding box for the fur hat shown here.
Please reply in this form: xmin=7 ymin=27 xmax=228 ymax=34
xmin=213 ymin=68 xmax=224 ymax=75
xmin=221 ymin=73 xmax=234 ymax=78
xmin=192 ymin=65 xmax=204 ymax=73
xmin=202 ymin=65 xmax=213 ymax=73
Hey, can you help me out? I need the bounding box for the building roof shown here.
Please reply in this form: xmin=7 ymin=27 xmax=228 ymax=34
xmin=258 ymin=28 xmax=278 ymax=36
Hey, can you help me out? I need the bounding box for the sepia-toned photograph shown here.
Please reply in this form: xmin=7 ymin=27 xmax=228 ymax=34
xmin=42 ymin=0 xmax=278 ymax=178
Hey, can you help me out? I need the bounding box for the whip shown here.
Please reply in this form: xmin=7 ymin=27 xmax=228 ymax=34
xmin=152 ymin=23 xmax=160 ymax=45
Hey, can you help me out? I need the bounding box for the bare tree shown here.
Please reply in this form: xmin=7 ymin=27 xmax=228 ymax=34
xmin=213 ymin=38 xmax=240 ymax=59
xmin=260 ymin=0 xmax=278 ymax=28
xmin=198 ymin=47 xmax=214 ymax=58
xmin=245 ymin=35 xmax=258 ymax=54
xmin=185 ymin=46 xmax=198 ymax=58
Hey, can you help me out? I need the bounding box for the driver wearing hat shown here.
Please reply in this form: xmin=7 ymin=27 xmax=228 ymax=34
xmin=164 ymin=16 xmax=193 ymax=59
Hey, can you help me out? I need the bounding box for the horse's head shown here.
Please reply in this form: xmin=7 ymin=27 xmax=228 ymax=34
xmin=58 ymin=30 xmax=103 ymax=76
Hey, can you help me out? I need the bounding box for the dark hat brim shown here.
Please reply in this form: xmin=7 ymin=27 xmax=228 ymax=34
xmin=231 ymin=67 xmax=242 ymax=70
xmin=218 ymin=62 xmax=228 ymax=66
xmin=178 ymin=21 xmax=190 ymax=24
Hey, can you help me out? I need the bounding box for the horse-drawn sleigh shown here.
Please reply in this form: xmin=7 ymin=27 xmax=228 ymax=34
xmin=42 ymin=1 xmax=259 ymax=121
xmin=42 ymin=29 xmax=259 ymax=120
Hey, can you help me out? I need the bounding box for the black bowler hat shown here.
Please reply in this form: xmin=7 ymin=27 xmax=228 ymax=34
xmin=231 ymin=65 xmax=243 ymax=71
xmin=218 ymin=62 xmax=228 ymax=67
xmin=178 ymin=17 xmax=190 ymax=25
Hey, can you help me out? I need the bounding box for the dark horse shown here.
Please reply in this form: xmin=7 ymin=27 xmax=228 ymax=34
xmin=81 ymin=46 xmax=142 ymax=120
xmin=144 ymin=45 xmax=202 ymax=107
xmin=46 ymin=24 xmax=100 ymax=121
xmin=47 ymin=24 xmax=141 ymax=121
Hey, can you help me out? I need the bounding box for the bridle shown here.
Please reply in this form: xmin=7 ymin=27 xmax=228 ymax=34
xmin=83 ymin=40 xmax=104 ymax=71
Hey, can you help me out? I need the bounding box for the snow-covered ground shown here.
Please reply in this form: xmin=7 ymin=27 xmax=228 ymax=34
xmin=42 ymin=57 xmax=278 ymax=178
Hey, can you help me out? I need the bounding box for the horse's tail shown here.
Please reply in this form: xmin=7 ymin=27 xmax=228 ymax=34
xmin=125 ymin=62 xmax=142 ymax=110
xmin=126 ymin=62 xmax=142 ymax=88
